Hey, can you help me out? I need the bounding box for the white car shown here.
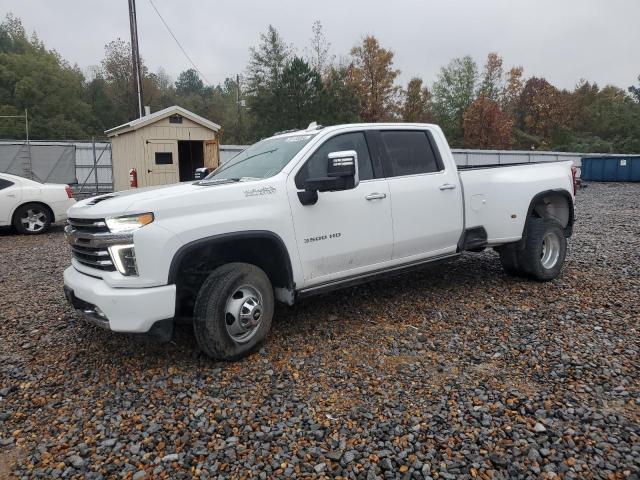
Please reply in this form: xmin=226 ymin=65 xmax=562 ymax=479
xmin=63 ymin=123 xmax=577 ymax=360
xmin=0 ymin=172 xmax=76 ymax=234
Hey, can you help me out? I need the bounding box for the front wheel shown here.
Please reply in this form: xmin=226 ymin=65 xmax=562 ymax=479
xmin=518 ymin=218 xmax=567 ymax=281
xmin=193 ymin=263 xmax=274 ymax=361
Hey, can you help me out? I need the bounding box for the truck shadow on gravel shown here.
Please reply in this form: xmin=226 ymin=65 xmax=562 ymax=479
xmin=68 ymin=250 xmax=540 ymax=368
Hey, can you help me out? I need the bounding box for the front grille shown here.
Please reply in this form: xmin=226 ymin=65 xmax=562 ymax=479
xmin=70 ymin=244 xmax=115 ymax=271
xmin=67 ymin=217 xmax=109 ymax=233
xmin=67 ymin=218 xmax=116 ymax=271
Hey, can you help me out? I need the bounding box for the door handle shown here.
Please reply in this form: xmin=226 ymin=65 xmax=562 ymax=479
xmin=7 ymin=193 xmax=16 ymax=197
xmin=365 ymin=192 xmax=387 ymax=200
xmin=439 ymin=183 xmax=457 ymax=190
xmin=147 ymin=169 xmax=152 ymax=173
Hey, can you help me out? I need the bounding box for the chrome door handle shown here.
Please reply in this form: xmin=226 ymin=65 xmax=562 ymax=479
xmin=439 ymin=183 xmax=457 ymax=190
xmin=365 ymin=192 xmax=387 ymax=200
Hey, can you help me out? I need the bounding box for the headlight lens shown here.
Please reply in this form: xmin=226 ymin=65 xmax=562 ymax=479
xmin=108 ymin=244 xmax=138 ymax=276
xmin=105 ymin=213 xmax=154 ymax=233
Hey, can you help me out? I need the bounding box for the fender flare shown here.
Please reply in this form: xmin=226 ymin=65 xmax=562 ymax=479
xmin=167 ymin=230 xmax=295 ymax=289
xmin=524 ymin=188 xmax=575 ymax=238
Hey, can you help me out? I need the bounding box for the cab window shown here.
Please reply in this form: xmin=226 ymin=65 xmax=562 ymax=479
xmin=380 ymin=130 xmax=443 ymax=177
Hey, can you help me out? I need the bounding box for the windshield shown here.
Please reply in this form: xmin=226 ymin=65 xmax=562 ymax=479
xmin=206 ymin=133 xmax=316 ymax=181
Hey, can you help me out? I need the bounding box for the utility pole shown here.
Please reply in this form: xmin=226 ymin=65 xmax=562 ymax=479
xmin=128 ymin=0 xmax=144 ymax=118
xmin=236 ymin=74 xmax=241 ymax=140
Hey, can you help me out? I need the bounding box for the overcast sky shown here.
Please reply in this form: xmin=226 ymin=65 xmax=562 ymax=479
xmin=3 ymin=0 xmax=639 ymax=91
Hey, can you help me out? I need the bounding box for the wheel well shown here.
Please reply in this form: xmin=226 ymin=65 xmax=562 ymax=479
xmin=169 ymin=233 xmax=294 ymax=318
xmin=527 ymin=190 xmax=574 ymax=237
xmin=11 ymin=201 xmax=55 ymax=225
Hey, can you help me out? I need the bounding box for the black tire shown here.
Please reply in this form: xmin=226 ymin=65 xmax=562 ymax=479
xmin=13 ymin=203 xmax=52 ymax=235
xmin=518 ymin=218 xmax=567 ymax=281
xmin=193 ymin=263 xmax=274 ymax=361
xmin=498 ymin=244 xmax=523 ymax=276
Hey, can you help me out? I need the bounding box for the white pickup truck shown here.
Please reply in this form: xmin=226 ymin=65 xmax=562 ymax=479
xmin=63 ymin=123 xmax=577 ymax=360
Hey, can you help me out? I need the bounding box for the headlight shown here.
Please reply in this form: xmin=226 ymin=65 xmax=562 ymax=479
xmin=105 ymin=213 xmax=154 ymax=233
xmin=108 ymin=244 xmax=138 ymax=276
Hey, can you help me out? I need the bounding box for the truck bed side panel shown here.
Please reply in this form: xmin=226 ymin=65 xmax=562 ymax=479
xmin=459 ymin=162 xmax=574 ymax=244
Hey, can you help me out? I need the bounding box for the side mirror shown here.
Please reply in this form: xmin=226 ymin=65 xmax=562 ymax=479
xmin=327 ymin=150 xmax=358 ymax=184
xmin=303 ymin=150 xmax=359 ymax=191
xmin=298 ymin=150 xmax=359 ymax=205
xmin=194 ymin=167 xmax=210 ymax=180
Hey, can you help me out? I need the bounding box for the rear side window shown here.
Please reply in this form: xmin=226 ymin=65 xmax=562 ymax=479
xmin=295 ymin=132 xmax=374 ymax=189
xmin=380 ymin=131 xmax=442 ymax=177
xmin=0 ymin=178 xmax=14 ymax=190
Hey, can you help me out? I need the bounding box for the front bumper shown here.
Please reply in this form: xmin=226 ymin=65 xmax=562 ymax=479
xmin=63 ymin=266 xmax=176 ymax=333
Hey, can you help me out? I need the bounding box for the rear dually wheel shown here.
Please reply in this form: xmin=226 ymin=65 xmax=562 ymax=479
xmin=515 ymin=218 xmax=567 ymax=281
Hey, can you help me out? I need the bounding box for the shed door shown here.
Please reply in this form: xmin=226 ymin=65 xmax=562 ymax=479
xmin=204 ymin=139 xmax=220 ymax=170
xmin=145 ymin=141 xmax=178 ymax=186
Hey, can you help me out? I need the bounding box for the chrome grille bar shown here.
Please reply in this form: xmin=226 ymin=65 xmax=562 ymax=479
xmin=66 ymin=218 xmax=133 ymax=272
xmin=67 ymin=218 xmax=108 ymax=228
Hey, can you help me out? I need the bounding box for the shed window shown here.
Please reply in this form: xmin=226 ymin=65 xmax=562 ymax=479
xmin=169 ymin=114 xmax=183 ymax=124
xmin=155 ymin=152 xmax=173 ymax=164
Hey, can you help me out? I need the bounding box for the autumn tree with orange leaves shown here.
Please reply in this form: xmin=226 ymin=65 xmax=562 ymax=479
xmin=349 ymin=36 xmax=401 ymax=121
xmin=463 ymin=96 xmax=513 ymax=148
xmin=516 ymin=77 xmax=570 ymax=145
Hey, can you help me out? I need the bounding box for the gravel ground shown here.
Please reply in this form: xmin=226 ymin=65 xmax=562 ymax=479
xmin=0 ymin=182 xmax=638 ymax=480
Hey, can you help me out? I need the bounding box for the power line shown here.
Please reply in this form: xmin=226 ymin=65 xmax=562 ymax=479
xmin=146 ymin=0 xmax=211 ymax=85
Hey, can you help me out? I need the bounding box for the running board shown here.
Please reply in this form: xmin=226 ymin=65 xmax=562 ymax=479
xmin=297 ymin=253 xmax=460 ymax=299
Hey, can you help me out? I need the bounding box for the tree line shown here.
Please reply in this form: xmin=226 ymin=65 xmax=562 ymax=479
xmin=1 ymin=14 xmax=639 ymax=152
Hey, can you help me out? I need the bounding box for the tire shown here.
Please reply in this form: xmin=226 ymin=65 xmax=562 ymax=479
xmin=13 ymin=203 xmax=52 ymax=235
xmin=518 ymin=218 xmax=567 ymax=281
xmin=193 ymin=263 xmax=274 ymax=361
xmin=498 ymin=244 xmax=523 ymax=276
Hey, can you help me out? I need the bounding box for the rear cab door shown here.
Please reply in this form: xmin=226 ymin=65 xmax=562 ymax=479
xmin=286 ymin=127 xmax=393 ymax=286
xmin=373 ymin=126 xmax=463 ymax=260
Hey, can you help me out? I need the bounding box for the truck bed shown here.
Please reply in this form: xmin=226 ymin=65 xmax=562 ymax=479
xmin=458 ymin=161 xmax=574 ymax=245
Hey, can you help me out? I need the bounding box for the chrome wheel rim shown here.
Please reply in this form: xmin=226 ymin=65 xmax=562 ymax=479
xmin=224 ymin=285 xmax=263 ymax=343
xmin=20 ymin=208 xmax=47 ymax=232
xmin=541 ymin=232 xmax=561 ymax=269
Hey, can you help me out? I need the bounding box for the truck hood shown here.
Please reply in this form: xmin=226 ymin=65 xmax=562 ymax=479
xmin=67 ymin=179 xmax=277 ymax=219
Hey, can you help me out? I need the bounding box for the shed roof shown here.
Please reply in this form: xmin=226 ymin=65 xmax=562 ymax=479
xmin=105 ymin=105 xmax=221 ymax=137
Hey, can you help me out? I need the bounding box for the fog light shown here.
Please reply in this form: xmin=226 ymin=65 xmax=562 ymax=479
xmin=108 ymin=244 xmax=138 ymax=276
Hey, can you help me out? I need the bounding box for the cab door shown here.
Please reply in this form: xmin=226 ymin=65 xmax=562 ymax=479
xmin=377 ymin=129 xmax=463 ymax=259
xmin=287 ymin=131 xmax=393 ymax=286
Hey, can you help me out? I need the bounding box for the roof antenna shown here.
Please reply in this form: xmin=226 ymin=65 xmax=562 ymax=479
xmin=307 ymin=121 xmax=317 ymax=130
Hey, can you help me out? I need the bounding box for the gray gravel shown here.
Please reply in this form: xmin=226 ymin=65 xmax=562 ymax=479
xmin=1 ymin=182 xmax=639 ymax=479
